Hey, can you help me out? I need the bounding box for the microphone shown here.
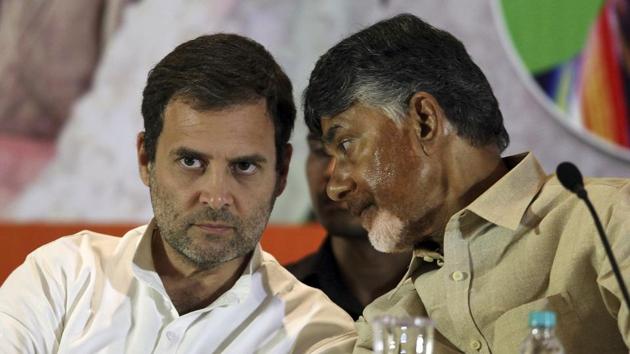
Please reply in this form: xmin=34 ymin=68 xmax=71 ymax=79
xmin=556 ymin=162 xmax=587 ymax=198
xmin=556 ymin=162 xmax=630 ymax=311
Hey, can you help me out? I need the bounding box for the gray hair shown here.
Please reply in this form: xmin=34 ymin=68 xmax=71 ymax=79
xmin=304 ymin=14 xmax=509 ymax=151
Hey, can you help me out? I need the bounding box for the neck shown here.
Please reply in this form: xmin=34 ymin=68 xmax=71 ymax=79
xmin=152 ymin=231 xmax=250 ymax=314
xmin=330 ymin=236 xmax=411 ymax=306
xmin=424 ymin=144 xmax=508 ymax=249
xmin=443 ymin=144 xmax=508 ymax=225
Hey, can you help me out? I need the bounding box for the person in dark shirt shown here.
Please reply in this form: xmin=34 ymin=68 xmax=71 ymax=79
xmin=286 ymin=133 xmax=411 ymax=320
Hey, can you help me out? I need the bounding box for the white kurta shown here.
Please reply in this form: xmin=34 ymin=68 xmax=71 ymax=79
xmin=0 ymin=223 xmax=354 ymax=353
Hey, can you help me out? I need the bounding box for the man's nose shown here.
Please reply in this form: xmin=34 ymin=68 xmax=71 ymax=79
xmin=198 ymin=170 xmax=234 ymax=210
xmin=323 ymin=155 xmax=334 ymax=181
xmin=325 ymin=159 xmax=355 ymax=202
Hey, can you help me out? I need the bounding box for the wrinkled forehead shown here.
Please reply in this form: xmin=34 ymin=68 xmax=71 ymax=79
xmin=313 ymin=100 xmax=359 ymax=138
xmin=320 ymin=115 xmax=335 ymax=131
xmin=321 ymin=103 xmax=392 ymax=142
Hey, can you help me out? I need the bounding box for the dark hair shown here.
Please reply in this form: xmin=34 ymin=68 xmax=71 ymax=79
xmin=303 ymin=14 xmax=509 ymax=151
xmin=141 ymin=33 xmax=295 ymax=168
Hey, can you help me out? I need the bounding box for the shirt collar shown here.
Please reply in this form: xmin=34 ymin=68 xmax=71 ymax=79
xmin=384 ymin=238 xmax=442 ymax=300
xmin=131 ymin=220 xmax=161 ymax=288
xmin=131 ymin=219 xmax=262 ymax=310
xmin=466 ymin=152 xmax=548 ymax=231
xmin=390 ymin=153 xmax=547 ymax=298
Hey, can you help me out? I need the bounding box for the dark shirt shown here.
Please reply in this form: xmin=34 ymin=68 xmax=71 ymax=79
xmin=286 ymin=236 xmax=363 ymax=320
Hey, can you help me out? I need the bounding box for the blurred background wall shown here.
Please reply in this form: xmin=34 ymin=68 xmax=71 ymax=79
xmin=1 ymin=0 xmax=629 ymax=224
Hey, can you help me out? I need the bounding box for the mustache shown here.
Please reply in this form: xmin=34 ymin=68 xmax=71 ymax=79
xmin=185 ymin=207 xmax=239 ymax=226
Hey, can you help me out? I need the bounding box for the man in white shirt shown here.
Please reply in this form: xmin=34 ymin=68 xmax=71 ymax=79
xmin=0 ymin=33 xmax=354 ymax=353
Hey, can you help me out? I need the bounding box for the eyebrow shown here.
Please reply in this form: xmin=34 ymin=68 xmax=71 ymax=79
xmin=171 ymin=147 xmax=209 ymax=160
xmin=323 ymin=124 xmax=343 ymax=145
xmin=228 ymin=154 xmax=268 ymax=165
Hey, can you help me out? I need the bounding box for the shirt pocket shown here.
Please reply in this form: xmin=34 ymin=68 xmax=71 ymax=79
xmin=491 ymin=292 xmax=579 ymax=353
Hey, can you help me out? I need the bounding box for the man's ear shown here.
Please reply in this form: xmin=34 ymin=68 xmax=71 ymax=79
xmin=137 ymin=132 xmax=151 ymax=186
xmin=274 ymin=143 xmax=293 ymax=197
xmin=408 ymin=92 xmax=445 ymax=151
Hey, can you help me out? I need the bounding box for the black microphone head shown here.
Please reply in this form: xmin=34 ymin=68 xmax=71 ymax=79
xmin=556 ymin=161 xmax=584 ymax=194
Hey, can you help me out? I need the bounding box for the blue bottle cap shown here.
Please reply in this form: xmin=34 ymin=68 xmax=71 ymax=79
xmin=529 ymin=311 xmax=556 ymax=328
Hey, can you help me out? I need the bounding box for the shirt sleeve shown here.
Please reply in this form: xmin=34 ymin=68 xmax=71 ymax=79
xmin=305 ymin=330 xmax=359 ymax=354
xmin=349 ymin=279 xmax=463 ymax=354
xmin=0 ymin=243 xmax=70 ymax=353
xmin=286 ymin=291 xmax=356 ymax=354
xmin=596 ymin=181 xmax=630 ymax=348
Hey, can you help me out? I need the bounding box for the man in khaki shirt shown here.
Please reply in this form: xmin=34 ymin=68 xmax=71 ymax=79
xmin=303 ymin=14 xmax=630 ymax=353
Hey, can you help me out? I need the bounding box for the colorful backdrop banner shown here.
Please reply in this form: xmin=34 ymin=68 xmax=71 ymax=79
xmin=496 ymin=0 xmax=630 ymax=161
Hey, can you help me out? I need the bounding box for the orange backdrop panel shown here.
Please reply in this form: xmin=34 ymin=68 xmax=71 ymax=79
xmin=0 ymin=223 xmax=325 ymax=284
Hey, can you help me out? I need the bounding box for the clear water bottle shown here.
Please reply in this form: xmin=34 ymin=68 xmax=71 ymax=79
xmin=519 ymin=311 xmax=564 ymax=354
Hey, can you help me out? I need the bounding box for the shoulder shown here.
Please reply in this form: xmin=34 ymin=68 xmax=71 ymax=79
xmin=30 ymin=226 xmax=144 ymax=259
xmin=583 ymin=177 xmax=630 ymax=208
xmin=28 ymin=230 xmax=117 ymax=264
xmin=533 ymin=177 xmax=630 ymax=217
xmin=21 ymin=226 xmax=145 ymax=283
xmin=258 ymin=250 xmax=354 ymax=322
xmin=535 ymin=177 xmax=630 ymax=263
xmin=258 ymin=250 xmax=337 ymax=306
xmin=257 ymin=250 xmax=355 ymax=353
xmin=582 ymin=178 xmax=630 ymax=220
xmin=542 ymin=177 xmax=630 ymax=201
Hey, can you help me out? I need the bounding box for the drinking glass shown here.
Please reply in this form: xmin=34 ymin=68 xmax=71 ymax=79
xmin=372 ymin=315 xmax=434 ymax=354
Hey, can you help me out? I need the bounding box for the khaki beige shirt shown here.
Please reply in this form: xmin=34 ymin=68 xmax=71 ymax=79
xmin=311 ymin=153 xmax=630 ymax=354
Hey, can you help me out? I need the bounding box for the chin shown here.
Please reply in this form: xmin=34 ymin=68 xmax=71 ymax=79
xmin=366 ymin=210 xmax=409 ymax=253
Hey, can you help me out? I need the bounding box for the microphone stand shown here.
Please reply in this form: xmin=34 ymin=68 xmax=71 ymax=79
xmin=576 ymin=187 xmax=630 ymax=312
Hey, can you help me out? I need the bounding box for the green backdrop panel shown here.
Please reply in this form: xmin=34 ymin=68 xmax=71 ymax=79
xmin=500 ymin=0 xmax=604 ymax=73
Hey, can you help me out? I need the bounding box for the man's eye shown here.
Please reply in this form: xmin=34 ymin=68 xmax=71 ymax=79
xmin=339 ymin=139 xmax=352 ymax=153
xmin=179 ymin=157 xmax=203 ymax=169
xmin=234 ymin=162 xmax=257 ymax=175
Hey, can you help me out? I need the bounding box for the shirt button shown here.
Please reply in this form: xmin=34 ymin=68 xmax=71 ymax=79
xmin=166 ymin=331 xmax=178 ymax=342
xmin=451 ymin=271 xmax=466 ymax=281
xmin=470 ymin=339 xmax=482 ymax=351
